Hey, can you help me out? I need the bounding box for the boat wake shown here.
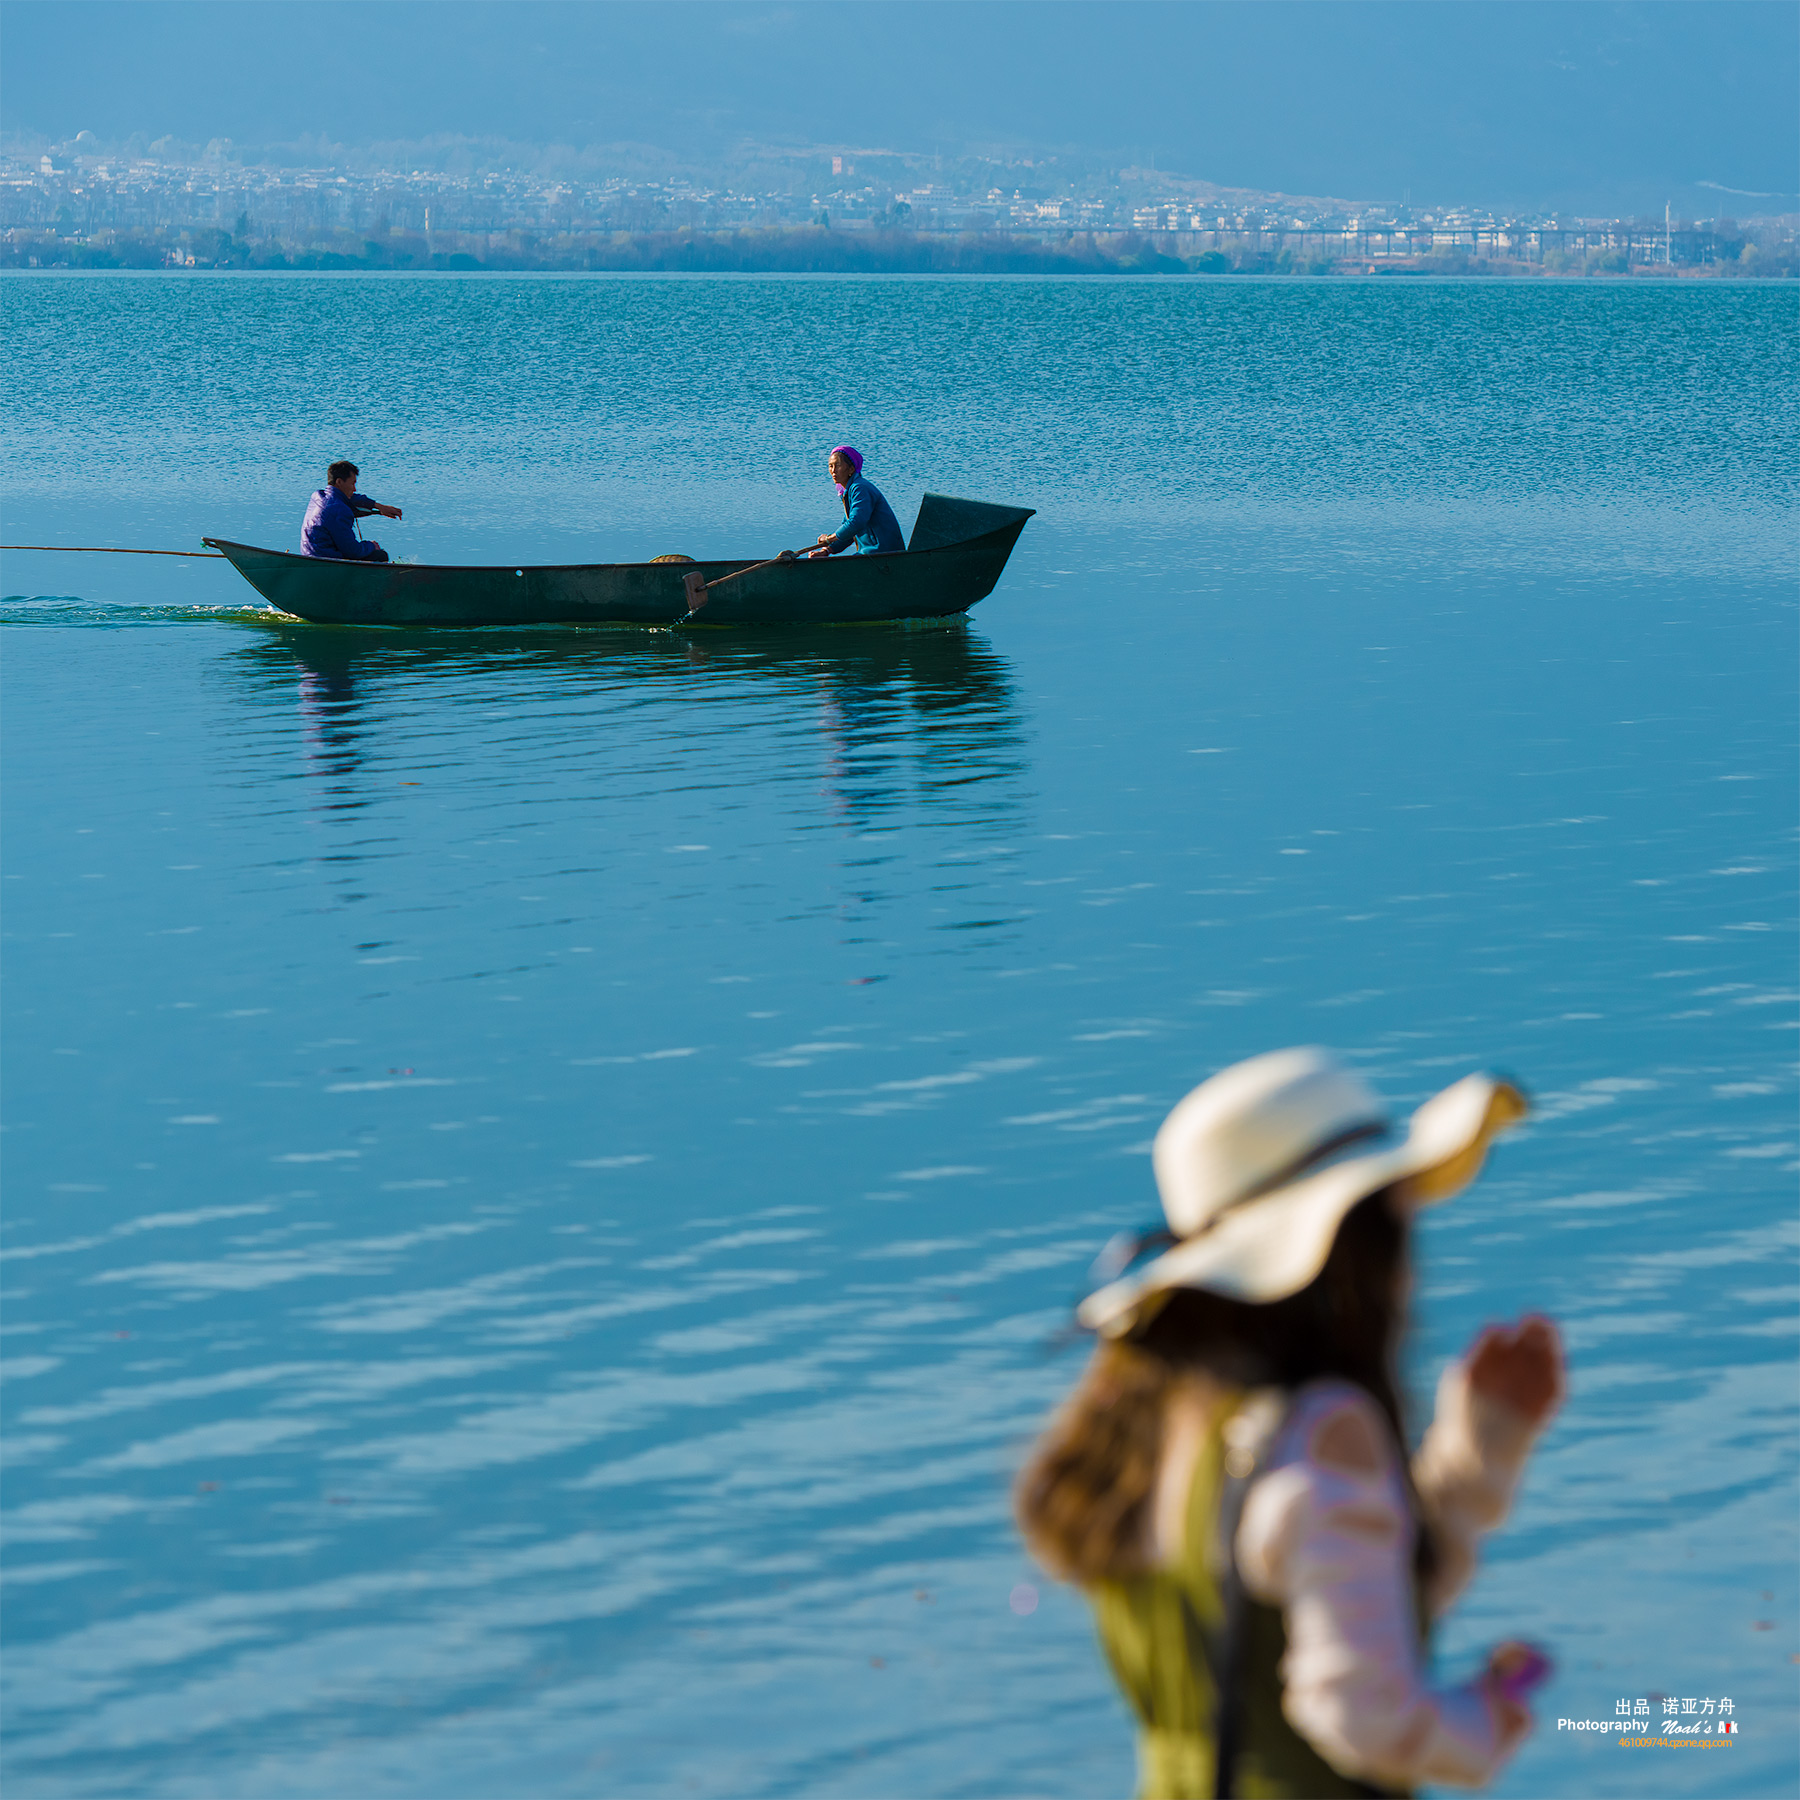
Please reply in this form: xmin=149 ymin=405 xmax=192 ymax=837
xmin=0 ymin=595 xmax=293 ymax=626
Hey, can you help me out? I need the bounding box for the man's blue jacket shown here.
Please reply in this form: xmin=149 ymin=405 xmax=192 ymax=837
xmin=302 ymin=486 xmax=385 ymax=559
xmin=824 ymin=476 xmax=905 ymax=556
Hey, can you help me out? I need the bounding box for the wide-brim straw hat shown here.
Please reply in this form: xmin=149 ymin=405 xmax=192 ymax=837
xmin=1078 ymin=1046 xmax=1528 ymax=1337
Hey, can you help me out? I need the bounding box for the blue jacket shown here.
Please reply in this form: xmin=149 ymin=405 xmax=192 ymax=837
xmin=302 ymin=486 xmax=384 ymax=559
xmin=825 ymin=476 xmax=905 ymax=556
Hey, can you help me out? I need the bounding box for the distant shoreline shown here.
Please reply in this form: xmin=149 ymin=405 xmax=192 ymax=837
xmin=6 ymin=225 xmax=1793 ymax=279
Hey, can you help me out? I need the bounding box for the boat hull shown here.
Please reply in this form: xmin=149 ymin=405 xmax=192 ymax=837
xmin=203 ymin=495 xmax=1033 ymax=628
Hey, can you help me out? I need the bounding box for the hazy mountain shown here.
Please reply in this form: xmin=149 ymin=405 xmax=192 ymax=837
xmin=4 ymin=0 xmax=1795 ymax=217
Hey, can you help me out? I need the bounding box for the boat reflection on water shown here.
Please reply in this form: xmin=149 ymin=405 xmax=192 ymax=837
xmin=292 ymin=652 xmax=363 ymax=808
xmin=226 ymin=620 xmax=1032 ymax=936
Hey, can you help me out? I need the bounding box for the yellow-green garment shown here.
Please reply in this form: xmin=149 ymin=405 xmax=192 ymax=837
xmin=1088 ymin=1396 xmax=1409 ymax=1800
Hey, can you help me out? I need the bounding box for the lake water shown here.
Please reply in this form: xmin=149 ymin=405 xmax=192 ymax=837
xmin=1 ymin=274 xmax=1794 ymax=1798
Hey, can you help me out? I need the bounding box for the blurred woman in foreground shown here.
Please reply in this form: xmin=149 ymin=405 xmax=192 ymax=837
xmin=1017 ymin=1047 xmax=1564 ymax=1798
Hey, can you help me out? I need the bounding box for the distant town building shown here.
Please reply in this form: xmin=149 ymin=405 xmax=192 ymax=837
xmin=1 ymin=138 xmax=1789 ymax=276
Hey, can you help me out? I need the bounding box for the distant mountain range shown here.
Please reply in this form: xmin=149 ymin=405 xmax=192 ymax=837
xmin=6 ymin=127 xmax=1375 ymax=218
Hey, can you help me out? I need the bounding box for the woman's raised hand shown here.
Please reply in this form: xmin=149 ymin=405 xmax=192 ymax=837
xmin=1479 ymin=1641 xmax=1551 ymax=1751
xmin=1466 ymin=1314 xmax=1565 ymax=1425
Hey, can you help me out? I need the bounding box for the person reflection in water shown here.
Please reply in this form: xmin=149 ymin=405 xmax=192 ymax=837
xmin=809 ymin=445 xmax=904 ymax=558
xmin=302 ymin=460 xmax=404 ymax=562
xmin=1017 ymin=1048 xmax=1566 ymax=1799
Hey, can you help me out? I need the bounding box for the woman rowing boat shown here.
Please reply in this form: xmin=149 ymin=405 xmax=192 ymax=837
xmin=809 ymin=445 xmax=905 ymax=558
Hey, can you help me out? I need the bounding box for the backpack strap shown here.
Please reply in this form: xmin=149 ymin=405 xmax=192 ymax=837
xmin=1208 ymin=1446 xmax=1255 ymax=1799
xmin=1167 ymin=1393 xmax=1266 ymax=1800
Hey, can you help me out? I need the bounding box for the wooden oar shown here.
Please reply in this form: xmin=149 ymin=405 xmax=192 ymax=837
xmin=678 ymin=546 xmax=819 ymax=623
xmin=1 ymin=544 xmax=226 ymax=558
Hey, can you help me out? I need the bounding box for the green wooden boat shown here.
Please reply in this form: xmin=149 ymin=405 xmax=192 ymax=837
xmin=203 ymin=493 xmax=1033 ymax=628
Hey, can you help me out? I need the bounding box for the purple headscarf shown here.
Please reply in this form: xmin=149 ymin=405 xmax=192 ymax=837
xmin=830 ymin=444 xmax=863 ymax=495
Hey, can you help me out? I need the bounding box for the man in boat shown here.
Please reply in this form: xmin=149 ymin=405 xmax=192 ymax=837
xmin=809 ymin=446 xmax=904 ymax=558
xmin=302 ymin=461 xmax=403 ymax=562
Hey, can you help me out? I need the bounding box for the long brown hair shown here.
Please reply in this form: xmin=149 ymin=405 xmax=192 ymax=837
xmin=1017 ymin=1187 xmax=1417 ymax=1585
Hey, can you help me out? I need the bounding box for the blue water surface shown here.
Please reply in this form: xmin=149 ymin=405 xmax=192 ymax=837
xmin=1 ymin=273 xmax=1795 ymax=1798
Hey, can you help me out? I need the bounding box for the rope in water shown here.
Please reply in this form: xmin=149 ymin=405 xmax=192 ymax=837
xmin=2 ymin=545 xmax=227 ymax=558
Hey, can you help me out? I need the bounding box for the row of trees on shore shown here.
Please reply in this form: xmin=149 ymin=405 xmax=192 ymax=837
xmin=6 ymin=224 xmax=1795 ymax=278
